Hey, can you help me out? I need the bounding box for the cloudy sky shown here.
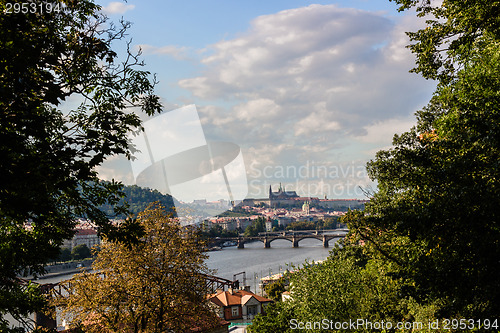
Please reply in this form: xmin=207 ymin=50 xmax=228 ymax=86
xmin=96 ymin=0 xmax=437 ymax=201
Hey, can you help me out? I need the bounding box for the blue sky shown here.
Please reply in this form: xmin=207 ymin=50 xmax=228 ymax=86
xmin=96 ymin=0 xmax=437 ymax=201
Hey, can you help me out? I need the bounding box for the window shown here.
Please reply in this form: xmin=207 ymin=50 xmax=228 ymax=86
xmin=247 ymin=305 xmax=258 ymax=316
xmin=231 ymin=306 xmax=239 ymax=317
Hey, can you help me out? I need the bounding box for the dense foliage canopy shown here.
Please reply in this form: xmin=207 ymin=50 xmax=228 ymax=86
xmin=0 ymin=0 xmax=161 ymax=329
xmin=358 ymin=40 xmax=500 ymax=317
xmin=98 ymin=184 xmax=175 ymax=218
xmin=56 ymin=205 xmax=218 ymax=333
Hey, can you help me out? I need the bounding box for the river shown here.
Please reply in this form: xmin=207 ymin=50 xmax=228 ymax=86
xmin=37 ymin=237 xmax=340 ymax=291
xmin=206 ymin=238 xmax=339 ymax=293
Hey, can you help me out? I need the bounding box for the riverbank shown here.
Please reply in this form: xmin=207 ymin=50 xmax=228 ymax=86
xmin=25 ymin=259 xmax=94 ymax=281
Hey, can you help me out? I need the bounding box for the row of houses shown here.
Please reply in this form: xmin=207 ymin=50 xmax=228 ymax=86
xmin=204 ymin=206 xmax=344 ymax=232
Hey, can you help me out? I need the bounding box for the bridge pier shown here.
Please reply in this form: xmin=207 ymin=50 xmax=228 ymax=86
xmin=237 ymin=239 xmax=244 ymax=249
xmin=292 ymin=237 xmax=299 ymax=248
xmin=323 ymin=235 xmax=329 ymax=248
xmin=264 ymin=238 xmax=271 ymax=248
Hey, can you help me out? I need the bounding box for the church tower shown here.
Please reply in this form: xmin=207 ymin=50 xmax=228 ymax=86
xmin=302 ymin=200 xmax=310 ymax=214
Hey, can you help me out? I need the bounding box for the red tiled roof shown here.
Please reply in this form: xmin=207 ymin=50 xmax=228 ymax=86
xmin=74 ymin=228 xmax=98 ymax=236
xmin=208 ymin=290 xmax=272 ymax=307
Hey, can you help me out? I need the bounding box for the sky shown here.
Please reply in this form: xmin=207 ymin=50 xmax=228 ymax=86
xmin=95 ymin=0 xmax=437 ymax=202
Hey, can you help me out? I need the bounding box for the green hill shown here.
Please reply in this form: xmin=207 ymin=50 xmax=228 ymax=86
xmin=99 ymin=184 xmax=175 ymax=218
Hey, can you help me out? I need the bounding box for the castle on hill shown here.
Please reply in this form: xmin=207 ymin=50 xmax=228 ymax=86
xmin=242 ymin=183 xmax=367 ymax=210
xmin=269 ymin=183 xmax=298 ymax=201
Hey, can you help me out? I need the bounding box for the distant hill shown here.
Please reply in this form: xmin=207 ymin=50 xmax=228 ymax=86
xmin=99 ymin=184 xmax=175 ymax=218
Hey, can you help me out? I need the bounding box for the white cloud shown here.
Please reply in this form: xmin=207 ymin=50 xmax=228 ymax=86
xmin=179 ymin=5 xmax=432 ymax=137
xmin=294 ymin=102 xmax=340 ymax=136
xmin=101 ymin=2 xmax=135 ymax=15
xmin=234 ymin=99 xmax=281 ymax=122
xmin=172 ymin=4 xmax=436 ymax=197
xmin=354 ymin=117 xmax=416 ymax=145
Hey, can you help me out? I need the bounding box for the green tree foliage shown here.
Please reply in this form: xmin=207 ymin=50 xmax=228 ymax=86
xmin=283 ymin=217 xmax=338 ymax=231
xmin=315 ymin=217 xmax=338 ymax=229
xmin=71 ymin=244 xmax=92 ymax=261
xmin=58 ymin=248 xmax=72 ymax=262
xmin=250 ymin=247 xmax=405 ymax=333
xmin=285 ymin=221 xmax=317 ymax=231
xmin=55 ymin=204 xmax=218 ymax=333
xmin=264 ymin=276 xmax=287 ymax=303
xmin=391 ymin=0 xmax=500 ymax=83
xmin=248 ymin=301 xmax=295 ymax=333
xmin=354 ymin=41 xmax=500 ymax=318
xmin=98 ymin=184 xmax=175 ymax=218
xmin=0 ymin=0 xmax=161 ymax=328
xmin=293 ymin=250 xmax=403 ymax=328
xmin=244 ymin=217 xmax=266 ymax=236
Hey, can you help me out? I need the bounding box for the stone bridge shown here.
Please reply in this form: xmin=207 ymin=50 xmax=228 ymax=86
xmin=219 ymin=229 xmax=347 ymax=249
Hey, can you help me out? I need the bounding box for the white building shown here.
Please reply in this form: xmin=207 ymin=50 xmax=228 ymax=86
xmin=62 ymin=228 xmax=100 ymax=250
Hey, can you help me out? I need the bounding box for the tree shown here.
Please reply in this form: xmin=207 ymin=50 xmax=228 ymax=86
xmin=71 ymin=244 xmax=92 ymax=261
xmin=354 ymin=41 xmax=500 ymax=318
xmin=319 ymin=217 xmax=338 ymax=229
xmin=250 ymin=246 xmax=405 ymax=333
xmin=98 ymin=185 xmax=175 ymax=218
xmin=56 ymin=204 xmax=219 ymax=333
xmin=263 ymin=276 xmax=287 ymax=303
xmin=0 ymin=0 xmax=162 ymax=329
xmin=244 ymin=217 xmax=266 ymax=237
xmin=390 ymin=0 xmax=500 ymax=83
xmin=248 ymin=301 xmax=295 ymax=333
xmin=285 ymin=220 xmax=318 ymax=231
xmin=58 ymin=248 xmax=72 ymax=262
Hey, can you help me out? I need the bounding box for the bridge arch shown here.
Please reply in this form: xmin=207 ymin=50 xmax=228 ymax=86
xmin=266 ymin=237 xmax=293 ymax=244
xmin=266 ymin=237 xmax=294 ymax=247
xmin=293 ymin=235 xmax=323 ymax=248
xmin=237 ymin=237 xmax=264 ymax=249
xmin=321 ymin=235 xmax=344 ymax=248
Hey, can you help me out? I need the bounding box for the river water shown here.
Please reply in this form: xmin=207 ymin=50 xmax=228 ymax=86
xmin=206 ymin=238 xmax=339 ymax=293
xmin=38 ymin=237 xmax=340 ymax=291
